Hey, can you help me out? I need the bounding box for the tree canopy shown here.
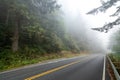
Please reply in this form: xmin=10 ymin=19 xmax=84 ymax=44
xmin=0 ymin=0 xmax=83 ymax=53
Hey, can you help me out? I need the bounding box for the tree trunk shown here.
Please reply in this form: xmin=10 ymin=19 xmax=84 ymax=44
xmin=12 ymin=14 xmax=20 ymax=52
xmin=6 ymin=9 xmax=9 ymax=26
xmin=12 ymin=23 xmax=19 ymax=52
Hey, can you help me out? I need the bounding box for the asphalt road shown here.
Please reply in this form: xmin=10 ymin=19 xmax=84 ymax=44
xmin=0 ymin=54 xmax=111 ymax=80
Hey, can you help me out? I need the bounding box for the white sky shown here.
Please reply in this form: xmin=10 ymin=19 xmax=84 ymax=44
xmin=58 ymin=0 xmax=119 ymax=50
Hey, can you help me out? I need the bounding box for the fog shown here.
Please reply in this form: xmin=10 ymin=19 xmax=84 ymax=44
xmin=58 ymin=0 xmax=119 ymax=53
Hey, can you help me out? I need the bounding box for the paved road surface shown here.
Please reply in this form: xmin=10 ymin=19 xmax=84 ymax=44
xmin=0 ymin=54 xmax=110 ymax=80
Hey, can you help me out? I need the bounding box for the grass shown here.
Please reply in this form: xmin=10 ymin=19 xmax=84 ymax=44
xmin=0 ymin=50 xmax=84 ymax=72
xmin=109 ymin=53 xmax=120 ymax=75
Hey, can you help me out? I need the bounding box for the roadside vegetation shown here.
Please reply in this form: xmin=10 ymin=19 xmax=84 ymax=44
xmin=109 ymin=29 xmax=120 ymax=75
xmin=109 ymin=54 xmax=120 ymax=75
xmin=0 ymin=50 xmax=83 ymax=72
xmin=109 ymin=29 xmax=120 ymax=76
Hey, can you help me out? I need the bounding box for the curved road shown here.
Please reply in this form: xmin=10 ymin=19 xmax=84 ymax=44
xmin=0 ymin=54 xmax=110 ymax=80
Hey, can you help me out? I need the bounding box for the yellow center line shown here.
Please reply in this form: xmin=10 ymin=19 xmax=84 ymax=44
xmin=24 ymin=60 xmax=81 ymax=80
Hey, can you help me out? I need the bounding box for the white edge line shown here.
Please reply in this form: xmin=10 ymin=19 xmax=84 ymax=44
xmin=102 ymin=55 xmax=106 ymax=80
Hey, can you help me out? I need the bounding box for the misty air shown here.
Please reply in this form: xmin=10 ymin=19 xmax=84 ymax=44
xmin=0 ymin=0 xmax=120 ymax=80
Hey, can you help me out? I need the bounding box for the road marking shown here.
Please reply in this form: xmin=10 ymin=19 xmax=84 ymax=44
xmin=25 ymin=60 xmax=81 ymax=80
xmin=102 ymin=56 xmax=106 ymax=80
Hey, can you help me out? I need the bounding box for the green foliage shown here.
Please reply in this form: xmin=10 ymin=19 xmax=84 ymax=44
xmin=109 ymin=53 xmax=120 ymax=74
xmin=110 ymin=29 xmax=120 ymax=53
xmin=0 ymin=24 xmax=12 ymax=51
xmin=0 ymin=0 xmax=82 ymax=53
xmin=0 ymin=0 xmax=89 ymax=71
xmin=109 ymin=53 xmax=120 ymax=62
xmin=0 ymin=49 xmax=80 ymax=71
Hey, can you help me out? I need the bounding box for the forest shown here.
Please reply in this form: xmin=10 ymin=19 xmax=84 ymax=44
xmin=0 ymin=0 xmax=99 ymax=71
xmin=0 ymin=0 xmax=120 ymax=75
xmin=0 ymin=0 xmax=120 ymax=73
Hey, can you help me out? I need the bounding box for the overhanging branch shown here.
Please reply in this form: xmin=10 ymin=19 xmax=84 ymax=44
xmin=91 ymin=17 xmax=120 ymax=33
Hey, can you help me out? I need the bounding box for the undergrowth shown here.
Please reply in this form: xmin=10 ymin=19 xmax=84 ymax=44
xmin=0 ymin=49 xmax=81 ymax=72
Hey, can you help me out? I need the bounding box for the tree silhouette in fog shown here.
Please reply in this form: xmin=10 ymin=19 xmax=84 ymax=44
xmin=87 ymin=0 xmax=120 ymax=33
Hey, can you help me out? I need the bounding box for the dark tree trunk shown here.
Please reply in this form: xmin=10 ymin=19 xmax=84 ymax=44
xmin=12 ymin=23 xmax=19 ymax=52
xmin=12 ymin=14 xmax=20 ymax=52
xmin=6 ymin=9 xmax=9 ymax=26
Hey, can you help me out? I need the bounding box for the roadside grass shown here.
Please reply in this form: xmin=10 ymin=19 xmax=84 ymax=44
xmin=0 ymin=50 xmax=84 ymax=72
xmin=109 ymin=53 xmax=120 ymax=75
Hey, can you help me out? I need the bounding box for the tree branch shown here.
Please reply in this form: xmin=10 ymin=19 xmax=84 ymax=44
xmin=91 ymin=17 xmax=120 ymax=33
xmin=87 ymin=0 xmax=119 ymax=15
xmin=111 ymin=6 xmax=120 ymax=16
